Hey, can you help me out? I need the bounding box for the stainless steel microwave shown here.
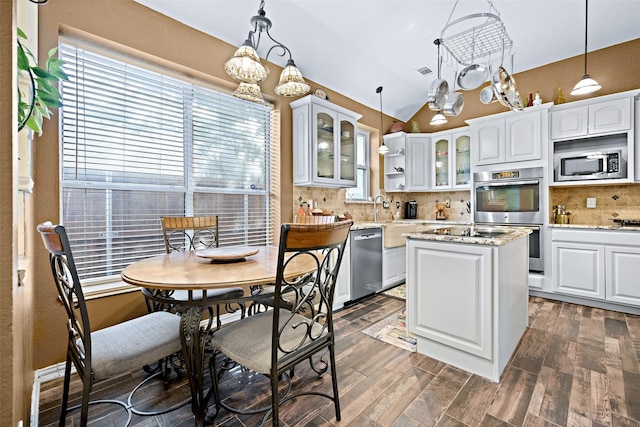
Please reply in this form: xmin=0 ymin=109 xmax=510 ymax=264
xmin=556 ymin=150 xmax=625 ymax=182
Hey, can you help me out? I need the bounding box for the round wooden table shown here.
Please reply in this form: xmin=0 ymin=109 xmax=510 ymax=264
xmin=121 ymin=246 xmax=317 ymax=426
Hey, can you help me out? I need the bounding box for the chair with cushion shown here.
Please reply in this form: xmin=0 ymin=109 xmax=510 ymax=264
xmin=144 ymin=216 xmax=245 ymax=327
xmin=37 ymin=222 xmax=184 ymax=426
xmin=210 ymin=220 xmax=352 ymax=426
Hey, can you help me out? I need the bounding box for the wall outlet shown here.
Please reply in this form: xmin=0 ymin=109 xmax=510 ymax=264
xmin=586 ymin=197 xmax=596 ymax=208
xmin=445 ymin=197 xmax=451 ymax=208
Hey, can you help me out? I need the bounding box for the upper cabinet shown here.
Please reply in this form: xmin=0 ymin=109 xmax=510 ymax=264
xmin=406 ymin=134 xmax=431 ymax=192
xmin=469 ymin=104 xmax=551 ymax=168
xmin=383 ymin=132 xmax=407 ymax=192
xmin=291 ymin=95 xmax=362 ymax=188
xmin=551 ymin=97 xmax=632 ymax=140
xmin=430 ymin=128 xmax=471 ymax=190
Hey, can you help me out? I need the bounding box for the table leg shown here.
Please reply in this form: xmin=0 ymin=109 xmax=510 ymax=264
xmin=180 ymin=306 xmax=215 ymax=427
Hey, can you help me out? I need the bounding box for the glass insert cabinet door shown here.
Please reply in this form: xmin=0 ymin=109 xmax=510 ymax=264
xmin=316 ymin=111 xmax=335 ymax=180
xmin=339 ymin=119 xmax=355 ymax=182
xmin=454 ymin=132 xmax=471 ymax=186
xmin=433 ymin=137 xmax=450 ymax=189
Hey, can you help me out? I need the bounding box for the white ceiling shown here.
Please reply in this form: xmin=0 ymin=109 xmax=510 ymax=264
xmin=135 ymin=0 xmax=640 ymax=121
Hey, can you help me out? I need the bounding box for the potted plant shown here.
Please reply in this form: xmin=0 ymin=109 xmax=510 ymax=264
xmin=17 ymin=27 xmax=68 ymax=135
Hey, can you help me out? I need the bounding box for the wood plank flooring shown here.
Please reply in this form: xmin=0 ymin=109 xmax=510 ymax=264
xmin=38 ymin=295 xmax=640 ymax=426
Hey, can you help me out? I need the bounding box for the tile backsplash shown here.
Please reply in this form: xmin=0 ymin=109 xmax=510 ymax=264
xmin=293 ymin=187 xmax=472 ymax=223
xmin=550 ymin=184 xmax=640 ymax=225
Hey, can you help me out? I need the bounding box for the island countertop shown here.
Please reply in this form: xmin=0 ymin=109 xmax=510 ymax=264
xmin=404 ymin=225 xmax=531 ymax=246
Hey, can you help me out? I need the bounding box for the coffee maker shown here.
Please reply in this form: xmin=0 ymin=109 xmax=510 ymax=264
xmin=404 ymin=201 xmax=418 ymax=219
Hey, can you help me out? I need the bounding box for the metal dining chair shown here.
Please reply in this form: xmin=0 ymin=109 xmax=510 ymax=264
xmin=210 ymin=221 xmax=353 ymax=426
xmin=143 ymin=216 xmax=245 ymax=327
xmin=37 ymin=222 xmax=185 ymax=426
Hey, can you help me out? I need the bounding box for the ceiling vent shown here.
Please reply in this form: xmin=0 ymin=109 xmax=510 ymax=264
xmin=416 ymin=66 xmax=433 ymax=76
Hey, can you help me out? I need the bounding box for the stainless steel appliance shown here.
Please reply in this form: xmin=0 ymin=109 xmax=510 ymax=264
xmin=349 ymin=228 xmax=382 ymax=302
xmin=473 ymin=167 xmax=544 ymax=272
xmin=404 ymin=201 xmax=418 ymax=219
xmin=556 ymin=149 xmax=624 ymax=181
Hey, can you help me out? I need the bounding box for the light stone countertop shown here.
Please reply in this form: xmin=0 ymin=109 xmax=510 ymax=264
xmin=548 ymin=224 xmax=640 ymax=232
xmin=404 ymin=226 xmax=531 ymax=246
xmin=351 ymin=220 xmax=470 ymax=230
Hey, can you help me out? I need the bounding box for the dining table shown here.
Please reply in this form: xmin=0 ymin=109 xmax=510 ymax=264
xmin=120 ymin=245 xmax=318 ymax=427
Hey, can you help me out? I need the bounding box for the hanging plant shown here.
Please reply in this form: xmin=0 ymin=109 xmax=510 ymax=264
xmin=17 ymin=27 xmax=68 ymax=135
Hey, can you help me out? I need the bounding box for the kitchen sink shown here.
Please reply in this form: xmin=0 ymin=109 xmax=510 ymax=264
xmin=383 ymin=223 xmax=417 ymax=248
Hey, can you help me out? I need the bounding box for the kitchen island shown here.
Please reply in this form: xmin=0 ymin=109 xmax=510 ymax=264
xmin=404 ymin=225 xmax=531 ymax=382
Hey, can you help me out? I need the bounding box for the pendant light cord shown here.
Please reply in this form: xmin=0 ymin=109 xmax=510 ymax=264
xmin=583 ymin=0 xmax=589 ymax=75
xmin=377 ymin=86 xmax=383 ymax=137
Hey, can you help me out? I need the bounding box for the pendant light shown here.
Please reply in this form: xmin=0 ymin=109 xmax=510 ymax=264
xmin=376 ymin=86 xmax=389 ymax=155
xmin=225 ymin=0 xmax=310 ymax=101
xmin=430 ymin=111 xmax=448 ymax=126
xmin=571 ymin=0 xmax=601 ymax=96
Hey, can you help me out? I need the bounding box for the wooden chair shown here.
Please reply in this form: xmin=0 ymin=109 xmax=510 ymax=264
xmin=294 ymin=214 xmax=338 ymax=224
xmin=210 ymin=221 xmax=353 ymax=426
xmin=37 ymin=222 xmax=185 ymax=426
xmin=143 ymin=216 xmax=245 ymax=327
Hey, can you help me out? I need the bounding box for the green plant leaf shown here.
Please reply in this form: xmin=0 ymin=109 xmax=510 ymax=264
xmin=17 ymin=44 xmax=30 ymax=70
xmin=26 ymin=109 xmax=43 ymax=136
xmin=47 ymin=46 xmax=58 ymax=58
xmin=36 ymin=90 xmax=63 ymax=108
xmin=32 ymin=66 xmax=57 ymax=80
xmin=17 ymin=27 xmax=27 ymax=39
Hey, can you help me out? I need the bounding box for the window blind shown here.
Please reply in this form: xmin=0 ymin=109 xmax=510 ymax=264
xmin=59 ymin=42 xmax=274 ymax=284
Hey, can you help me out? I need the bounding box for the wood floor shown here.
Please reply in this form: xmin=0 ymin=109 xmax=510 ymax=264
xmin=38 ymin=294 xmax=640 ymax=426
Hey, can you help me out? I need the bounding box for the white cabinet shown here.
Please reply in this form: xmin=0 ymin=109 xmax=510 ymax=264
xmin=383 ymin=132 xmax=407 ymax=192
xmin=431 ymin=128 xmax=470 ymax=190
xmin=470 ymin=107 xmax=548 ymax=167
xmin=333 ymin=237 xmax=351 ymax=310
xmin=551 ymin=228 xmax=640 ymax=307
xmin=605 ymin=246 xmax=640 ymax=306
xmin=551 ymin=241 xmax=605 ymax=299
xmin=405 ymin=134 xmax=430 ymax=191
xmin=382 ymin=246 xmax=406 ymax=289
xmin=406 ymin=235 xmax=529 ymax=381
xmin=551 ymin=97 xmax=632 ymax=140
xmin=291 ymin=95 xmax=362 ymax=188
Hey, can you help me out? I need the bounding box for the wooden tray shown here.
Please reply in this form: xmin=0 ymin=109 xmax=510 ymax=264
xmin=195 ymin=246 xmax=259 ymax=262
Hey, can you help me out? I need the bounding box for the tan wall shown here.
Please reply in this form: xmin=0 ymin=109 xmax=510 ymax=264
xmin=408 ymin=38 xmax=640 ymax=133
xmin=33 ymin=0 xmax=393 ymax=370
xmin=25 ymin=0 xmax=640 ymax=385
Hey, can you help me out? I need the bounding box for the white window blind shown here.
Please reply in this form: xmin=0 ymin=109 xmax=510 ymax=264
xmin=59 ymin=42 xmax=274 ymax=284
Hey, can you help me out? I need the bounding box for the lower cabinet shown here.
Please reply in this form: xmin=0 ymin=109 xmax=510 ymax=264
xmin=551 ymin=229 xmax=640 ymax=307
xmin=382 ymin=246 xmax=406 ymax=289
xmin=333 ymin=238 xmax=351 ymax=310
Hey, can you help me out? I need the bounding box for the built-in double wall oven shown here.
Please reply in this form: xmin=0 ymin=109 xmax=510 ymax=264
xmin=473 ymin=167 xmax=544 ymax=273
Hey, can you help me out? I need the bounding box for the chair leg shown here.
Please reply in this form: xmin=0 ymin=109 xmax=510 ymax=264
xmin=329 ymin=343 xmax=341 ymax=421
xmin=269 ymin=373 xmax=280 ymax=427
xmin=80 ymin=372 xmax=92 ymax=427
xmin=58 ymin=357 xmax=72 ymax=427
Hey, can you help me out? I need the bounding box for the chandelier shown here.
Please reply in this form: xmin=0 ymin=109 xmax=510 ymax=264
xmin=225 ymin=1 xmax=310 ymax=102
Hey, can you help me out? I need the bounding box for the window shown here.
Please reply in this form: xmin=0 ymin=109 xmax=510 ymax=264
xmin=345 ymin=130 xmax=370 ymax=201
xmin=59 ymin=42 xmax=275 ymax=287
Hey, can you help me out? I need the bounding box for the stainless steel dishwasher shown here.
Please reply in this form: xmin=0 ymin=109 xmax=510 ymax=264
xmin=349 ymin=228 xmax=383 ymax=302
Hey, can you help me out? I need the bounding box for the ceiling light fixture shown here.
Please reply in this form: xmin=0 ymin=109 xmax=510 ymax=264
xmin=376 ymin=86 xmax=389 ymax=155
xmin=430 ymin=111 xmax=448 ymax=126
xmin=571 ymin=0 xmax=601 ymax=96
xmin=225 ymin=0 xmax=310 ymax=101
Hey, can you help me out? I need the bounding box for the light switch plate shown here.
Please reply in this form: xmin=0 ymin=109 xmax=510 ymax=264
xmin=587 ymin=197 xmax=596 ymax=208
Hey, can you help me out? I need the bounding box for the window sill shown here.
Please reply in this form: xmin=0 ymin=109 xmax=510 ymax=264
xmin=83 ymin=280 xmax=140 ymax=300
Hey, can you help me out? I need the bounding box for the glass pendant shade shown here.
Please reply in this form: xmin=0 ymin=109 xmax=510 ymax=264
xmin=430 ymin=111 xmax=448 ymax=126
xmin=224 ymin=44 xmax=268 ymax=83
xmin=232 ymin=82 xmax=266 ymax=104
xmin=274 ymin=61 xmax=310 ymax=97
xmin=570 ymin=74 xmax=601 ymax=96
xmin=377 ymin=143 xmax=389 ymax=155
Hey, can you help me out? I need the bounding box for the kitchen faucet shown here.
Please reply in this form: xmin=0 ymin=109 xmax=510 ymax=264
xmin=373 ymin=194 xmax=388 ymax=223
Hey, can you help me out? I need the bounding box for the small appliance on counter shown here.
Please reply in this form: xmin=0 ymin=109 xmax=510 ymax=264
xmin=404 ymin=201 xmax=418 ymax=219
xmin=436 ymin=203 xmax=447 ymax=220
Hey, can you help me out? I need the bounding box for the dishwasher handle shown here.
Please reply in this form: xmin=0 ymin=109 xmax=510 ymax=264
xmin=352 ymin=231 xmax=382 ymax=240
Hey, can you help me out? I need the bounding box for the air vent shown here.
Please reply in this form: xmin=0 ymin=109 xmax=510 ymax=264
xmin=416 ymin=66 xmax=433 ymax=76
